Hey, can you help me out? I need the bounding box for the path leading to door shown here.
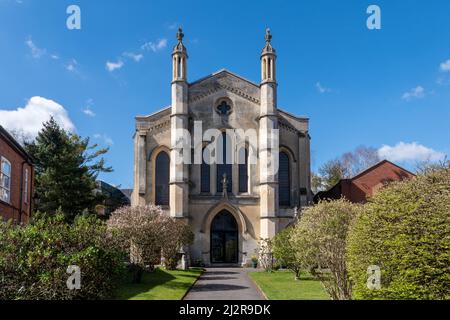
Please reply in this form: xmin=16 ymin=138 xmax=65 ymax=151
xmin=184 ymin=268 xmax=265 ymax=300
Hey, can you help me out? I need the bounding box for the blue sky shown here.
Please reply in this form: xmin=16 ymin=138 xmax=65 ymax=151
xmin=0 ymin=0 xmax=449 ymax=188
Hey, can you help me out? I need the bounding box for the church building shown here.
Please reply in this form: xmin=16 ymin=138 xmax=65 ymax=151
xmin=132 ymin=29 xmax=312 ymax=266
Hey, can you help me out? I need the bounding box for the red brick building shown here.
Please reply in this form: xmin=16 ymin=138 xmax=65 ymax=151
xmin=0 ymin=126 xmax=34 ymax=224
xmin=314 ymin=160 xmax=415 ymax=203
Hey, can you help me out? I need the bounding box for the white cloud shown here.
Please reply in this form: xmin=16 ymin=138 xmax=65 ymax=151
xmin=378 ymin=142 xmax=446 ymax=163
xmin=25 ymin=37 xmax=46 ymax=58
xmin=51 ymin=54 xmax=60 ymax=60
xmin=82 ymin=99 xmax=95 ymax=117
xmin=123 ymin=52 xmax=144 ymax=62
xmin=401 ymin=86 xmax=425 ymax=101
xmin=0 ymin=96 xmax=76 ymax=140
xmin=65 ymin=59 xmax=78 ymax=72
xmin=141 ymin=38 xmax=167 ymax=52
xmin=106 ymin=60 xmax=124 ymax=72
xmin=83 ymin=108 xmax=95 ymax=117
xmin=440 ymin=59 xmax=450 ymax=72
xmin=93 ymin=133 xmax=114 ymax=145
xmin=316 ymin=82 xmax=331 ymax=94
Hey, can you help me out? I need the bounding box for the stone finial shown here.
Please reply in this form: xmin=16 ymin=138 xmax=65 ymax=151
xmin=173 ymin=27 xmax=187 ymax=56
xmin=264 ymin=28 xmax=272 ymax=43
xmin=261 ymin=28 xmax=275 ymax=55
xmin=176 ymin=27 xmax=184 ymax=42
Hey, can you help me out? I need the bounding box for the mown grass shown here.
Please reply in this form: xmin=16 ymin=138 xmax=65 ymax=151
xmin=117 ymin=267 xmax=203 ymax=300
xmin=249 ymin=270 xmax=329 ymax=300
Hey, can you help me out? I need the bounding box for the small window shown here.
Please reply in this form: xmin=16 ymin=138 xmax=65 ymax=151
xmin=217 ymin=132 xmax=232 ymax=193
xmin=0 ymin=157 xmax=11 ymax=203
xmin=201 ymin=147 xmax=210 ymax=193
xmin=24 ymin=168 xmax=29 ymax=204
xmin=238 ymin=148 xmax=248 ymax=193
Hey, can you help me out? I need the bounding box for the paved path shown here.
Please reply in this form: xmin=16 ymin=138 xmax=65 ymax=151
xmin=184 ymin=268 xmax=265 ymax=300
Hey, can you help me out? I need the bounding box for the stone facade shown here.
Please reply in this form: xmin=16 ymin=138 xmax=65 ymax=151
xmin=132 ymin=29 xmax=312 ymax=266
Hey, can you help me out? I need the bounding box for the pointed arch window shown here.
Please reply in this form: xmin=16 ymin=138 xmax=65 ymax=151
xmin=155 ymin=152 xmax=170 ymax=206
xmin=279 ymin=151 xmax=290 ymax=206
xmin=217 ymin=132 xmax=232 ymax=193
xmin=238 ymin=148 xmax=248 ymax=193
xmin=201 ymin=147 xmax=211 ymax=193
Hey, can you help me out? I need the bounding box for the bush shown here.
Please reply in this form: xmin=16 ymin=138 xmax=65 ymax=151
xmin=160 ymin=218 xmax=194 ymax=270
xmin=272 ymin=226 xmax=303 ymax=280
xmin=0 ymin=212 xmax=125 ymax=300
xmin=292 ymin=199 xmax=360 ymax=300
xmin=347 ymin=167 xmax=450 ymax=300
xmin=107 ymin=206 xmax=194 ymax=280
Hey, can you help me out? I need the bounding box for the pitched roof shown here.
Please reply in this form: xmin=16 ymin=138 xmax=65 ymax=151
xmin=0 ymin=125 xmax=34 ymax=163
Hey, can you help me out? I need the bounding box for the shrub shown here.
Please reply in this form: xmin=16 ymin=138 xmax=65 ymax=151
xmin=292 ymin=199 xmax=360 ymax=300
xmin=347 ymin=167 xmax=450 ymax=300
xmin=272 ymin=226 xmax=303 ymax=280
xmin=256 ymin=238 xmax=274 ymax=272
xmin=0 ymin=212 xmax=125 ymax=300
xmin=160 ymin=218 xmax=194 ymax=270
xmin=107 ymin=205 xmax=194 ymax=280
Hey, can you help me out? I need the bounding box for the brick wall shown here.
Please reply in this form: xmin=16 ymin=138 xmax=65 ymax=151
xmin=0 ymin=133 xmax=34 ymax=224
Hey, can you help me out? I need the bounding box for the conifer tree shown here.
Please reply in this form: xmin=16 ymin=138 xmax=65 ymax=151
xmin=26 ymin=118 xmax=112 ymax=221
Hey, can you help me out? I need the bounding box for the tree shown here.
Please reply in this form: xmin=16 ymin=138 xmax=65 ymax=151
xmin=107 ymin=205 xmax=166 ymax=283
xmin=161 ymin=218 xmax=194 ymax=270
xmin=25 ymin=118 xmax=112 ymax=221
xmin=291 ymin=199 xmax=360 ymax=300
xmin=347 ymin=166 xmax=450 ymax=300
xmin=318 ymin=159 xmax=348 ymax=191
xmin=315 ymin=146 xmax=380 ymax=191
xmin=107 ymin=205 xmax=194 ymax=281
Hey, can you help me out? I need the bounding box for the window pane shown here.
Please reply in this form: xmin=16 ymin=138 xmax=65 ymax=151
xmin=217 ymin=133 xmax=232 ymax=193
xmin=279 ymin=152 xmax=290 ymax=206
xmin=155 ymin=152 xmax=170 ymax=206
xmin=201 ymin=148 xmax=210 ymax=193
xmin=1 ymin=159 xmax=11 ymax=176
xmin=239 ymin=149 xmax=248 ymax=193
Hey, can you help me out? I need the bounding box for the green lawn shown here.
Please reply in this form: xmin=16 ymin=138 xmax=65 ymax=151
xmin=249 ymin=270 xmax=330 ymax=300
xmin=116 ymin=268 xmax=203 ymax=300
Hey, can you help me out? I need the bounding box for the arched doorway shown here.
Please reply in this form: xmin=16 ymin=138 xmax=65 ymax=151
xmin=210 ymin=210 xmax=238 ymax=264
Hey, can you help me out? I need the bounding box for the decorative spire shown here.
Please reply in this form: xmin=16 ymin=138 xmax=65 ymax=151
xmin=261 ymin=28 xmax=276 ymax=55
xmin=176 ymin=27 xmax=184 ymax=43
xmin=173 ymin=27 xmax=187 ymax=55
xmin=264 ymin=28 xmax=272 ymax=43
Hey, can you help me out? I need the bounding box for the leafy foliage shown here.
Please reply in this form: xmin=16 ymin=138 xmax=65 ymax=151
xmin=347 ymin=166 xmax=450 ymax=300
xmin=0 ymin=212 xmax=125 ymax=300
xmin=292 ymin=199 xmax=360 ymax=300
xmin=25 ymin=118 xmax=112 ymax=221
xmin=272 ymin=226 xmax=303 ymax=280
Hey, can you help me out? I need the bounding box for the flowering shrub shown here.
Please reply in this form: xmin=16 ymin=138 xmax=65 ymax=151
xmin=107 ymin=205 xmax=193 ymax=281
xmin=291 ymin=199 xmax=360 ymax=300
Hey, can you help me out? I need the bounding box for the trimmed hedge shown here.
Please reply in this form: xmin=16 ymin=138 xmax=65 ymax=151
xmin=0 ymin=212 xmax=126 ymax=300
xmin=347 ymin=167 xmax=450 ymax=300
